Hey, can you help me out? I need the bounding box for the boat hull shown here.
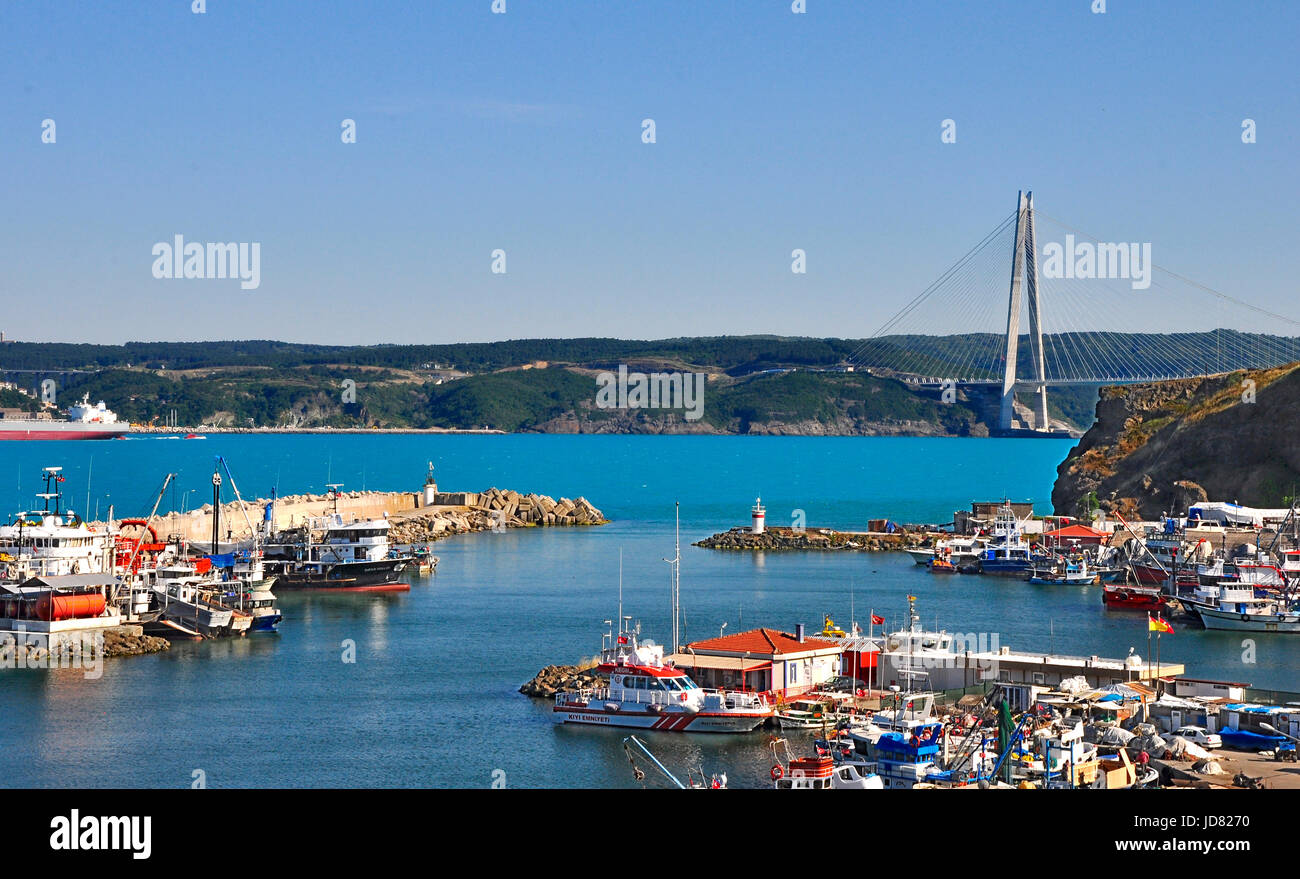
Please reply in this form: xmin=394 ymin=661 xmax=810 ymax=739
xmin=270 ymin=559 xmax=411 ymax=591
xmin=0 ymin=423 xmax=130 ymax=441
xmin=554 ymin=705 xmax=768 ymax=733
xmin=1191 ymin=605 xmax=1300 ymax=633
xmin=1102 ymin=587 xmax=1169 ymax=611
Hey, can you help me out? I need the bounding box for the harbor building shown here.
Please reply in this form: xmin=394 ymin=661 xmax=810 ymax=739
xmin=668 ymin=625 xmax=843 ymax=698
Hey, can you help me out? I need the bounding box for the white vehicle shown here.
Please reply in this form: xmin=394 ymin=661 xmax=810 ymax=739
xmin=1173 ymin=726 xmax=1222 ymax=750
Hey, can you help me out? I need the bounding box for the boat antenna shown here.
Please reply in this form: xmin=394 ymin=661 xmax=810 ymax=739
xmin=619 ymin=548 xmax=623 ymax=638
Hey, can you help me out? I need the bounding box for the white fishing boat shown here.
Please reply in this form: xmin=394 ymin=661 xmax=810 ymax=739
xmin=904 ymin=535 xmax=987 ymax=566
xmin=0 ymin=468 xmax=113 ymax=583
xmin=554 ymin=629 xmax=772 ymax=733
xmin=769 ymin=738 xmax=883 ymax=790
xmin=1188 ymin=584 xmax=1300 ymax=633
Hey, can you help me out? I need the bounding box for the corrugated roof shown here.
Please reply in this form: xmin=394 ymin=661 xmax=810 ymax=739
xmin=19 ymin=573 xmax=119 ymax=589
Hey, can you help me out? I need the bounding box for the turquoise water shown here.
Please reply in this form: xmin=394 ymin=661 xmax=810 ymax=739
xmin=1 ymin=435 xmax=1295 ymax=788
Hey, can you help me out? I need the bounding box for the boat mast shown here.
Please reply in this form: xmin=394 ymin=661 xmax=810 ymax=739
xmin=211 ymin=468 xmax=222 ymax=555
xmin=664 ymin=502 xmax=681 ymax=653
xmin=120 ymin=473 xmax=174 ymax=604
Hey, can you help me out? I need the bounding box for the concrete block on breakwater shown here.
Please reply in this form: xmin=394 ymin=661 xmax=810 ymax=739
xmin=694 ymin=526 xmax=939 ymax=552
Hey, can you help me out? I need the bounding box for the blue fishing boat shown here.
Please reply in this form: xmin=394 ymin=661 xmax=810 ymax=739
xmin=977 ymin=502 xmax=1042 ymax=576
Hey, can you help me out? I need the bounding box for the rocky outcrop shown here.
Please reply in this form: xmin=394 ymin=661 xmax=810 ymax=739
xmin=102 ymin=629 xmax=171 ymax=657
xmin=520 ymin=664 xmax=607 ymax=698
xmin=695 ymin=526 xmax=932 ymax=552
xmin=1052 ymin=364 xmax=1300 ymax=519
xmin=390 ymin=489 xmax=606 ymax=544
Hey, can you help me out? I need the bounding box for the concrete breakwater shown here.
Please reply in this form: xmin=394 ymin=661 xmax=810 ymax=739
xmin=520 ymin=663 xmax=607 ymax=698
xmin=695 ymin=526 xmax=938 ymax=552
xmin=108 ymin=487 xmax=606 ymax=544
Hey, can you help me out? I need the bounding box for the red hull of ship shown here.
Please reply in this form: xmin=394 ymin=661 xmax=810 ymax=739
xmin=0 ymin=428 xmax=128 ymax=441
xmin=1103 ymin=588 xmax=1169 ymax=611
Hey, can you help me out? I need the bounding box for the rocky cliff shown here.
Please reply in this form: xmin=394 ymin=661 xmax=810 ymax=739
xmin=1052 ymin=364 xmax=1300 ymax=519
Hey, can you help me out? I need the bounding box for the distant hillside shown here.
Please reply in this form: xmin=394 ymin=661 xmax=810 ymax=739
xmin=14 ymin=333 xmax=1294 ymax=435
xmin=1052 ymin=363 xmax=1300 ymax=518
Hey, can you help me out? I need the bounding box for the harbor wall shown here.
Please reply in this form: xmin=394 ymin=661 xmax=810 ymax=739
xmin=151 ymin=491 xmax=421 ymax=543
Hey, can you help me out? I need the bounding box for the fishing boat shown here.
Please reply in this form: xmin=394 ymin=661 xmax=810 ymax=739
xmin=0 ymin=468 xmax=113 ymax=583
xmin=928 ymin=556 xmax=957 ymax=573
xmin=769 ymin=738 xmax=883 ymax=790
xmin=264 ymin=515 xmax=411 ymax=591
xmin=1187 ymin=584 xmax=1300 ymax=633
xmin=1102 ymin=584 xmax=1171 ymax=611
xmin=903 ymin=535 xmax=987 ymax=566
xmin=553 ymin=629 xmax=772 ymax=733
xmin=976 ymin=502 xmax=1041 ymax=576
xmin=145 ymin=566 xmax=237 ymax=638
xmin=1027 ymin=556 xmax=1099 ymax=585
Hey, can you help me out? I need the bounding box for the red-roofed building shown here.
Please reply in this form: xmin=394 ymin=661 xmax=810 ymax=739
xmin=668 ymin=625 xmax=844 ymax=698
xmin=1042 ymin=523 xmax=1110 ymax=548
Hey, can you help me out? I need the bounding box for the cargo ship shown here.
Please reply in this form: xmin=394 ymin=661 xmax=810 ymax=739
xmin=0 ymin=395 xmax=130 ymax=440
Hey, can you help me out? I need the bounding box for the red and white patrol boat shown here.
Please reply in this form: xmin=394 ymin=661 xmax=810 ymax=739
xmin=554 ymin=631 xmax=773 ymax=733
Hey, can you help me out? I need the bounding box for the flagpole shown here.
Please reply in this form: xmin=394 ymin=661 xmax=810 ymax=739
xmin=1159 ymin=631 xmax=1170 ymax=691
xmin=868 ymin=608 xmax=875 ymax=695
xmin=1146 ymin=614 xmax=1152 ymax=684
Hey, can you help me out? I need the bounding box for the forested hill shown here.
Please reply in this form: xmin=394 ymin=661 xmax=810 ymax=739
xmin=0 ymin=332 xmax=1287 ymax=435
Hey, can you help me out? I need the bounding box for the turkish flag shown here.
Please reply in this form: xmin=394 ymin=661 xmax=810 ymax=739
xmin=871 ymin=614 xmax=884 ymax=625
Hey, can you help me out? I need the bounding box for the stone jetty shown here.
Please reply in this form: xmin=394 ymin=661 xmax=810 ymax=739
xmin=695 ymin=526 xmax=936 ymax=552
xmin=390 ymin=489 xmax=606 ymax=544
xmin=520 ymin=663 xmax=607 ymax=698
xmin=98 ymin=486 xmax=606 ymax=545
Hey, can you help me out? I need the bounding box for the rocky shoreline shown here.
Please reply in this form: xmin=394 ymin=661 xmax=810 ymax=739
xmin=519 ymin=664 xmax=608 ymax=698
xmin=695 ymin=526 xmax=936 ymax=552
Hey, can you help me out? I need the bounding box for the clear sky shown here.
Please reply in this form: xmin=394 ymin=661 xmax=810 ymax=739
xmin=2 ymin=1 xmax=1296 ymax=345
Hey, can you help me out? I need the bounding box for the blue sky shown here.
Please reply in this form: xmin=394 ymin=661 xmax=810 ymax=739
xmin=2 ymin=1 xmax=1296 ymax=345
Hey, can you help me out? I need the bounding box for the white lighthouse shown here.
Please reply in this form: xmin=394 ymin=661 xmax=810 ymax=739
xmin=421 ymin=461 xmax=439 ymax=507
xmin=751 ymin=497 xmax=766 ymax=534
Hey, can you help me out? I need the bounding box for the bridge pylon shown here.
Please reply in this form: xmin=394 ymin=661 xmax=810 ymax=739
xmin=1000 ymin=191 xmax=1049 ymax=431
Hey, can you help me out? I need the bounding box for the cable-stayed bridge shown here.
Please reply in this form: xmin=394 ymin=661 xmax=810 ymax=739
xmin=848 ymin=192 xmax=1300 ymax=433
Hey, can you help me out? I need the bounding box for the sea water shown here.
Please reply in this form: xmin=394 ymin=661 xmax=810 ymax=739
xmin=0 ymin=435 xmax=1293 ymax=788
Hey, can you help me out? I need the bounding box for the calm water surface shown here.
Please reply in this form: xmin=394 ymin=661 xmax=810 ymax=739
xmin=1 ymin=435 xmax=1295 ymax=788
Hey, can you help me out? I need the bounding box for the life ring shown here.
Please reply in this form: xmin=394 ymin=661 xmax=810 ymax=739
xmin=910 ymin=734 xmax=920 ymax=747
xmin=770 ymin=765 xmax=784 ymax=781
